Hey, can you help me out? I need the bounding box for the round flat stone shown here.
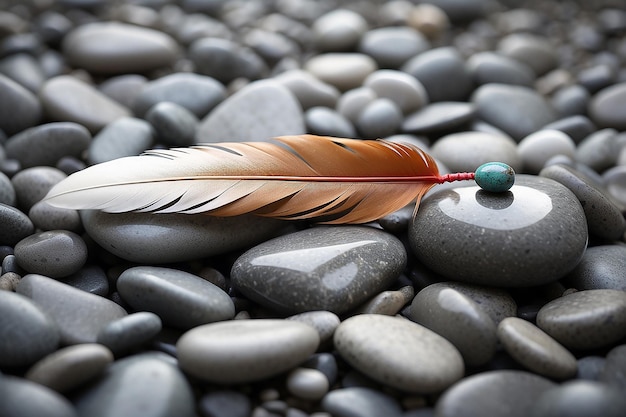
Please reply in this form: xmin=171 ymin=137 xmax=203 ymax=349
xmin=403 ymin=102 xmax=476 ymax=134
xmin=80 ymin=210 xmax=283 ymax=263
xmin=536 ymin=289 xmax=626 ymax=350
xmin=529 ymin=380 xmax=626 ymax=417
xmin=25 ymin=344 xmax=113 ymax=393
xmin=334 ymin=314 xmax=464 ymax=393
xmin=74 ymin=353 xmax=195 ymax=417
xmin=117 ymin=266 xmax=234 ymax=329
xmin=409 ymin=175 xmax=588 ymax=287
xmin=436 ymin=370 xmax=556 ymax=417
xmin=497 ymin=317 xmax=577 ymax=380
xmin=0 ymin=375 xmax=78 ymax=417
xmin=231 ymin=226 xmax=406 ymax=314
xmin=0 ymin=203 xmax=34 ymax=246
xmin=17 ymin=274 xmax=127 ymax=344
xmin=358 ymin=26 xmax=429 ymax=68
xmin=14 ymin=230 xmax=87 ymax=278
xmin=589 ymin=82 xmax=626 ymax=130
xmin=305 ymin=53 xmax=378 ymax=91
xmin=321 ymin=387 xmax=403 ymax=417
xmin=286 ymin=368 xmax=329 ymax=400
xmin=364 ymin=69 xmax=428 ymax=114
xmin=517 ymin=129 xmax=576 ymax=174
xmin=176 ymin=319 xmax=319 ymax=384
xmin=0 ymin=291 xmax=60 ymax=367
xmin=88 ymin=117 xmax=154 ymax=164
xmin=409 ymin=284 xmax=497 ymax=366
xmin=63 ymin=22 xmax=178 ymax=74
xmin=566 ymin=245 xmax=626 ymax=291
xmin=196 ymin=80 xmax=304 ymax=142
xmin=96 ymin=312 xmax=162 ymax=356
xmin=0 ymin=73 xmax=42 ymax=135
xmin=312 ymin=9 xmax=368 ymax=52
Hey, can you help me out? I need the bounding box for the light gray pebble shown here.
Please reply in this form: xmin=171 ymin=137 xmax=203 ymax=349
xmin=286 ymin=367 xmax=329 ymax=400
xmin=29 ymin=200 xmax=82 ymax=232
xmin=529 ymin=380 xmax=626 ymax=417
xmin=356 ymin=285 xmax=414 ymax=316
xmin=11 ymin=166 xmax=66 ymax=211
xmin=312 ymin=9 xmax=368 ymax=52
xmin=410 ymin=284 xmax=497 ymax=366
xmin=497 ymin=317 xmax=577 ymax=380
xmin=497 ymin=33 xmax=558 ymax=76
xmin=356 ymin=98 xmax=403 ymax=138
xmin=0 ymin=73 xmax=42 ymax=135
xmin=61 ymin=265 xmax=109 ymax=296
xmin=517 ymin=129 xmax=576 ymax=174
xmin=537 ymin=289 xmax=626 ymax=350
xmin=17 ymin=274 xmax=127 ymax=344
xmin=336 ymin=86 xmax=377 ymax=124
xmin=402 ymin=102 xmax=476 ymax=135
xmin=305 ymin=106 xmax=356 ymax=138
xmin=364 ymin=69 xmax=428 ymax=114
xmin=25 ymin=344 xmax=113 ymax=393
xmin=566 ymin=245 xmax=626 ymax=291
xmin=287 ymin=310 xmax=340 ymax=346
xmin=117 ymin=266 xmax=234 ymax=329
xmin=0 ymin=171 xmax=15 ymax=206
xmin=273 ymin=69 xmax=340 ymax=110
xmin=199 ymin=390 xmax=251 ymax=417
xmin=96 ymin=312 xmax=162 ymax=356
xmin=334 ymin=314 xmax=464 ymax=393
xmin=359 ymin=26 xmax=430 ymax=68
xmin=0 ymin=290 xmax=60 ymax=367
xmin=588 ymin=82 xmax=626 ymax=130
xmin=74 ymin=352 xmax=195 ymax=417
xmin=305 ymin=53 xmax=377 ymax=91
xmin=321 ymin=387 xmax=403 ymax=417
xmin=467 ymin=51 xmax=535 ymax=87
xmin=177 ymin=319 xmax=319 ymax=384
xmin=14 ymin=230 xmax=87 ymax=278
xmin=574 ymin=128 xmax=620 ymax=172
xmin=145 ymin=101 xmax=198 ymax=147
xmin=0 ymin=203 xmax=34 ymax=246
xmin=88 ymin=117 xmax=154 ymax=164
xmin=0 ymin=52 xmax=46 ymax=92
xmin=0 ymin=375 xmax=78 ymax=417
xmin=99 ymin=74 xmax=147 ymax=109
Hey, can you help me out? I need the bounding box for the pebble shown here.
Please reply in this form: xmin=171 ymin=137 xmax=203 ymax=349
xmin=403 ymin=102 xmax=476 ymax=135
xmin=197 ymin=80 xmax=305 ymax=142
xmin=88 ymin=117 xmax=154 ymax=164
xmin=286 ymin=311 xmax=340 ymax=347
xmin=401 ymin=47 xmax=473 ymax=102
xmin=334 ymin=314 xmax=464 ymax=393
xmin=117 ymin=266 xmax=234 ymax=329
xmin=28 ymin=201 xmax=82 ymax=233
xmin=39 ymin=75 xmax=131 ymax=133
xmin=63 ymin=22 xmax=178 ymax=74
xmin=497 ymin=33 xmax=558 ymax=76
xmin=321 ymin=387 xmax=403 ymax=417
xmin=551 ymin=84 xmax=591 ymax=117
xmin=16 ymin=274 xmax=127 ymax=344
xmin=5 ymin=122 xmax=91 ymax=169
xmin=542 ymin=115 xmax=596 ymax=144
xmin=356 ymin=98 xmax=403 ymax=138
xmin=80 ymin=210 xmax=283 ymax=263
xmin=25 ymin=344 xmax=113 ymax=393
xmin=467 ymin=51 xmax=535 ymax=87
xmin=537 ymin=289 xmax=626 ymax=350
xmin=0 ymin=375 xmax=78 ymax=417
xmin=176 ymin=319 xmax=319 ymax=383
xmin=577 ymin=356 xmax=606 ymax=380
xmin=312 ymin=9 xmax=368 ymax=52
xmin=435 ymin=370 xmax=555 ymax=417
xmin=0 ymin=203 xmax=34 ymax=246
xmin=99 ymin=74 xmax=147 ymax=109
xmin=231 ymin=226 xmax=406 ymax=314
xmin=199 ymin=390 xmax=252 ymax=417
xmin=600 ymin=344 xmax=626 ymax=389
xmin=305 ymin=53 xmax=378 ymax=91
xmin=588 ymin=82 xmax=626 ymax=130
xmin=336 ymin=86 xmax=378 ymax=124
xmin=301 ymin=353 xmax=338 ymax=386
xmin=364 ymin=69 xmax=428 ymax=114
xmin=517 ymin=129 xmax=576 ymax=174
xmin=355 ymin=285 xmax=414 ymax=315
xmin=0 ymin=271 xmax=20 ymax=291
xmin=61 ymin=265 xmax=109 ymax=296
xmin=574 ymin=128 xmax=620 ymax=172
xmin=305 ymin=106 xmax=356 ymax=138
xmin=14 ymin=230 xmax=87 ymax=278
xmin=529 ymin=380 xmax=626 ymax=417
xmin=73 ymin=352 xmax=196 ymax=417
xmin=539 ymin=164 xmax=626 ymax=241
xmin=409 ymin=284 xmax=497 ymax=367
xmin=286 ymin=367 xmax=329 ymax=400
xmin=0 ymin=290 xmax=60 ymax=367
xmin=0 ymin=171 xmax=15 ymax=206
xmin=425 ymin=0 xmax=488 ymax=23
xmin=566 ymin=245 xmax=626 ymax=291
xmin=358 ymin=26 xmax=429 ymax=69
xmin=96 ymin=312 xmax=162 ymax=356
xmin=471 ymin=83 xmax=558 ymax=141
xmin=0 ymin=73 xmax=42 ymax=135
xmin=0 ymin=52 xmax=46 ymax=92
xmin=145 ymin=101 xmax=198 ymax=147
xmin=11 ymin=166 xmax=66 ymax=211
xmin=273 ymin=69 xmax=340 ymax=110
xmin=430 ymin=131 xmax=521 ymax=173
xmin=497 ymin=317 xmax=577 ymax=380
xmin=132 ymin=72 xmax=226 ymax=118
xmin=603 ymin=165 xmax=626 ymax=205
xmin=410 ymin=175 xmax=588 ymax=287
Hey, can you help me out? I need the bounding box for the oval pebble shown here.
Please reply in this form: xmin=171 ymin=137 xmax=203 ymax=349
xmin=286 ymin=368 xmax=329 ymax=400
xmin=74 ymin=353 xmax=195 ymax=417
xmin=497 ymin=33 xmax=558 ymax=76
xmin=588 ymin=82 xmax=626 ymax=130
xmin=17 ymin=274 xmax=127 ymax=344
xmin=410 ymin=175 xmax=588 ymax=287
xmin=467 ymin=51 xmax=535 ymax=87
xmin=537 ymin=289 xmax=626 ymax=350
xmin=334 ymin=314 xmax=464 ymax=393
xmin=0 ymin=73 xmax=42 ymax=135
xmin=364 ymin=69 xmax=428 ymax=114
xmin=355 ymin=285 xmax=414 ymax=316
xmin=274 ymin=69 xmax=340 ymax=110
xmin=301 ymin=353 xmax=338 ymax=386
xmin=356 ymin=98 xmax=403 ymax=138
xmin=566 ymin=245 xmax=626 ymax=291
xmin=14 ymin=230 xmax=87 ymax=278
xmin=517 ymin=129 xmax=576 ymax=174
xmin=321 ymin=387 xmax=403 ymax=417
xmin=600 ymin=344 xmax=626 ymax=389
xmin=0 ymin=171 xmax=16 ymax=206
xmin=117 ymin=266 xmax=234 ymax=329
xmin=25 ymin=344 xmax=113 ymax=393
xmin=199 ymin=390 xmax=251 ymax=417
xmin=305 ymin=53 xmax=377 ymax=91
xmin=96 ymin=312 xmax=162 ymax=356
xmin=574 ymin=128 xmax=621 ymax=172
xmin=287 ymin=311 xmax=340 ymax=347
xmin=88 ymin=117 xmax=154 ymax=164
xmin=409 ymin=284 xmax=497 ymax=366
xmin=312 ymin=9 xmax=367 ymax=51
xmin=0 ymin=290 xmax=60 ymax=367
xmin=61 ymin=265 xmax=109 ymax=296
xmin=0 ymin=375 xmax=78 ymax=417
xmin=358 ymin=26 xmax=429 ymax=69
xmin=529 ymin=380 xmax=626 ymax=417
xmin=11 ymin=166 xmax=66 ymax=211
xmin=145 ymin=102 xmax=197 ymax=147
xmin=497 ymin=317 xmax=577 ymax=380
xmin=28 ymin=201 xmax=82 ymax=233
xmin=0 ymin=203 xmax=34 ymax=246
xmin=305 ymin=106 xmax=356 ymax=138
xmin=336 ymin=86 xmax=377 ymax=124
xmin=231 ymin=226 xmax=406 ymax=314
xmin=552 ymin=85 xmax=591 ymax=118
xmin=436 ymin=370 xmax=555 ymax=417
xmin=403 ymin=102 xmax=476 ymax=135
xmin=177 ymin=319 xmax=319 ymax=384
xmin=99 ymin=74 xmax=147 ymax=109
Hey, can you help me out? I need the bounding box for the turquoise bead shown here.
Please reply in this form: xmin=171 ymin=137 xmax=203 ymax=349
xmin=474 ymin=162 xmax=515 ymax=192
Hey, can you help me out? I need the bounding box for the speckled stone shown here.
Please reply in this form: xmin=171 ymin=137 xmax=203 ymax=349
xmin=28 ymin=201 xmax=82 ymax=233
xmin=0 ymin=375 xmax=78 ymax=417
xmin=231 ymin=226 xmax=406 ymax=314
xmin=334 ymin=314 xmax=464 ymax=393
xmin=529 ymin=380 xmax=626 ymax=417
xmin=566 ymin=245 xmax=626 ymax=291
xmin=11 ymin=166 xmax=66 ymax=211
xmin=321 ymin=387 xmax=403 ymax=417
xmin=409 ymin=284 xmax=497 ymax=366
xmin=177 ymin=319 xmax=319 ymax=384
xmin=14 ymin=230 xmax=87 ymax=278
xmin=497 ymin=317 xmax=577 ymax=380
xmin=305 ymin=53 xmax=378 ymax=91
xmin=436 ymin=370 xmax=556 ymax=417
xmin=0 ymin=203 xmax=34 ymax=246
xmin=96 ymin=312 xmax=162 ymax=356
xmin=410 ymin=175 xmax=588 ymax=287
xmin=537 ymin=289 xmax=626 ymax=350
xmin=402 ymin=102 xmax=475 ymax=135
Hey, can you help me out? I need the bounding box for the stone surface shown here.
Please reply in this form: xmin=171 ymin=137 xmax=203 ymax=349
xmin=321 ymin=387 xmax=403 ymax=417
xmin=536 ymin=289 xmax=626 ymax=350
xmin=529 ymin=380 xmax=626 ymax=417
xmin=286 ymin=368 xmax=329 ymax=400
xmin=336 ymin=87 xmax=378 ymax=124
xmin=28 ymin=201 xmax=82 ymax=233
xmin=565 ymin=245 xmax=626 ymax=291
xmin=61 ymin=265 xmax=109 ymax=296
xmin=0 ymin=375 xmax=78 ymax=417
xmin=575 ymin=128 xmax=620 ymax=172
xmin=0 ymin=203 xmax=34 ymax=246
xmin=88 ymin=117 xmax=154 ymax=164
xmin=588 ymin=82 xmax=626 ymax=130
xmin=517 ymin=129 xmax=576 ymax=174
xmin=467 ymin=51 xmax=535 ymax=87
xmin=117 ymin=266 xmax=234 ymax=329
xmin=364 ymin=69 xmax=428 ymax=114
xmin=305 ymin=53 xmax=377 ymax=91
xmin=334 ymin=314 xmax=464 ymax=393
xmin=497 ymin=33 xmax=558 ymax=76
xmin=358 ymin=26 xmax=429 ymax=68
xmin=312 ymin=9 xmax=368 ymax=52
xmin=356 ymin=98 xmax=403 ymax=138
xmin=402 ymin=102 xmax=475 ymax=134
xmin=177 ymin=319 xmax=319 ymax=383
xmin=286 ymin=311 xmax=340 ymax=346
xmin=273 ymin=69 xmax=340 ymax=110
xmin=0 ymin=73 xmax=42 ymax=135
xmin=600 ymin=344 xmax=626 ymax=389
xmin=355 ymin=286 xmax=414 ymax=316
xmin=14 ymin=230 xmax=87 ymax=278
xmin=199 ymin=390 xmax=251 ymax=417
xmin=0 ymin=172 xmax=15 ymax=206
xmin=410 ymin=175 xmax=588 ymax=286
xmin=231 ymin=226 xmax=406 ymax=314
xmin=305 ymin=106 xmax=356 ymax=138
xmin=145 ymin=101 xmax=198 ymax=147
xmin=96 ymin=312 xmax=162 ymax=356
xmin=11 ymin=166 xmax=66 ymax=211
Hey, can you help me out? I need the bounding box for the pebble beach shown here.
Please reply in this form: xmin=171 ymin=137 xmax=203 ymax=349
xmin=1 ymin=0 xmax=626 ymax=416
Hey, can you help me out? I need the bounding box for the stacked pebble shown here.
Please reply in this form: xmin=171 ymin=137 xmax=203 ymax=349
xmin=1 ymin=1 xmax=626 ymax=416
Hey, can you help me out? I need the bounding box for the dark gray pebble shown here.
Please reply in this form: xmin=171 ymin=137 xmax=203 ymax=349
xmin=0 ymin=52 xmax=45 ymax=92
xmin=96 ymin=312 xmax=162 ymax=356
xmin=0 ymin=375 xmax=77 ymax=417
xmin=402 ymin=102 xmax=476 ymax=134
xmin=577 ymin=355 xmax=607 ymax=380
xmin=467 ymin=51 xmax=535 ymax=87
xmin=61 ymin=265 xmax=109 ymax=296
xmin=11 ymin=166 xmax=66 ymax=211
xmin=145 ymin=101 xmax=198 ymax=147
xmin=99 ymin=74 xmax=147 ymax=109
xmin=0 ymin=171 xmax=15 ymax=206
xmin=566 ymin=245 xmax=626 ymax=291
xmin=0 ymin=73 xmax=42 ymax=135
xmin=574 ymin=128 xmax=620 ymax=172
xmin=88 ymin=117 xmax=154 ymax=164
xmin=305 ymin=106 xmax=356 ymax=138
xmin=529 ymin=380 xmax=626 ymax=417
xmin=356 ymin=98 xmax=403 ymax=138
xmin=551 ymin=84 xmax=591 ymax=117
xmin=302 ymin=353 xmax=338 ymax=386
xmin=542 ymin=115 xmax=596 ymax=144
xmin=0 ymin=203 xmax=34 ymax=246
xmin=14 ymin=230 xmax=87 ymax=278
xmin=199 ymin=390 xmax=251 ymax=417
xmin=28 ymin=201 xmax=82 ymax=233
xmin=321 ymin=387 xmax=403 ymax=417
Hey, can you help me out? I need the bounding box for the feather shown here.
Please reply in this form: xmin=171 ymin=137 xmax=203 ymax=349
xmin=44 ymin=135 xmax=475 ymax=224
